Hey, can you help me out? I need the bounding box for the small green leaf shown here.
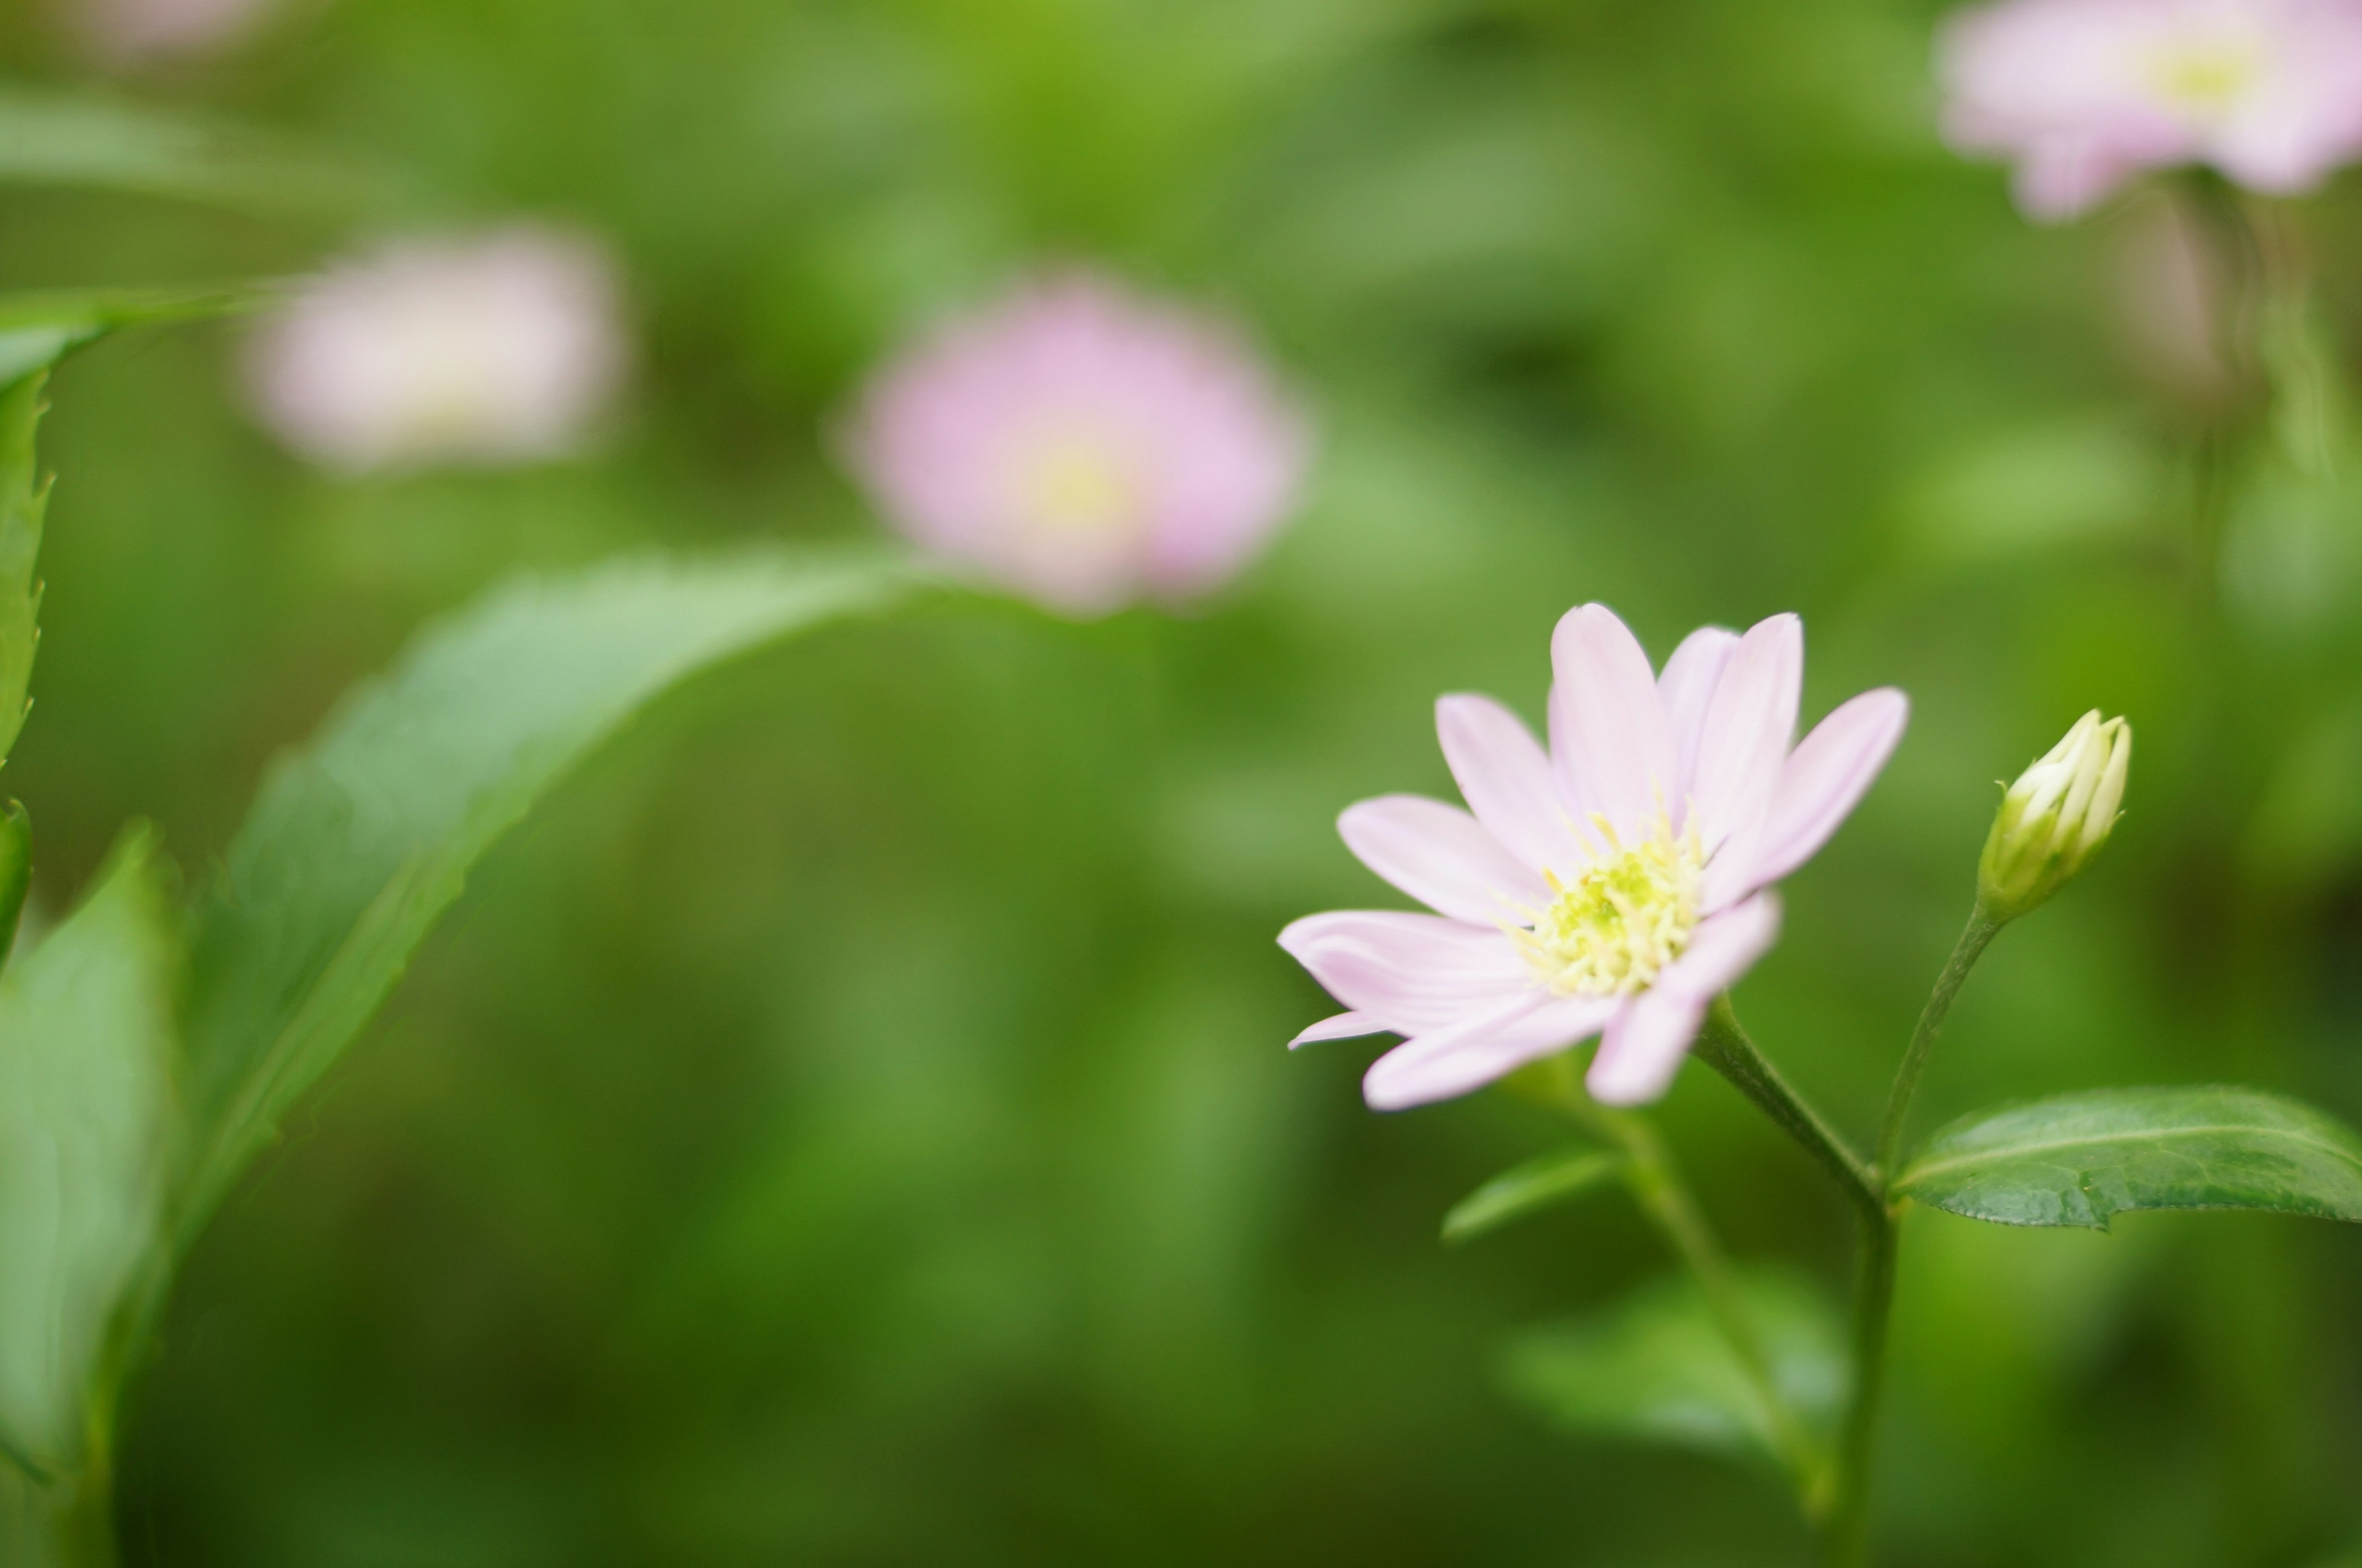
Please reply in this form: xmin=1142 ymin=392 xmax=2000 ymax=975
xmin=173 ymin=549 xmax=922 ymax=1247
xmin=0 ymin=803 xmax=30 ymax=969
xmin=0 ymin=830 xmax=179 ymax=1475
xmin=0 ymin=87 xmax=378 ymax=213
xmin=1896 ymin=1086 xmax=2362 ymax=1230
xmin=1442 ymin=1146 xmax=1623 ymax=1245
xmin=0 ymin=291 xmax=258 ymax=773
xmin=1500 ymin=1270 xmax=1846 ymax=1461
xmin=0 ymin=373 xmax=47 ymax=769
xmin=0 ymin=287 xmax=260 ymax=389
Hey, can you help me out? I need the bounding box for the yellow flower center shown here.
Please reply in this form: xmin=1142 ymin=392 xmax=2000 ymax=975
xmin=2145 ymin=36 xmax=2261 ymax=116
xmin=1020 ymin=435 xmax=1140 ymax=536
xmin=1511 ymin=815 xmax=1704 ymax=997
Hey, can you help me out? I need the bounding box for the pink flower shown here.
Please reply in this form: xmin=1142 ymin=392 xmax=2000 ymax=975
xmin=1282 ymin=607 xmax=1909 ymax=1111
xmin=1937 ymin=0 xmax=2362 ymax=220
xmin=245 ymin=226 xmax=629 ymax=473
xmin=70 ymin=0 xmax=282 ymax=62
xmin=841 ymin=271 xmax=1310 ymax=617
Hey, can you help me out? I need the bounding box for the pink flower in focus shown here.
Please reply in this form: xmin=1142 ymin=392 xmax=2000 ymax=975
xmin=841 ymin=272 xmax=1310 ymax=616
xmin=1282 ymin=607 xmax=1909 ymax=1111
xmin=245 ymin=226 xmax=629 ymax=473
xmin=1938 ymin=0 xmax=2362 ymax=220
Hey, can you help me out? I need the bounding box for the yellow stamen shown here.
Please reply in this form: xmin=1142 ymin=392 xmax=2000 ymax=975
xmin=1021 ymin=436 xmax=1139 ymax=535
xmin=1509 ymin=810 xmax=1704 ymax=997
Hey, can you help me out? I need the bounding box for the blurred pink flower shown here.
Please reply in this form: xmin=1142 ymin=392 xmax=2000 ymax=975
xmin=841 ymin=272 xmax=1310 ymax=617
xmin=1283 ymin=607 xmax=1908 ymax=1111
xmin=245 ymin=226 xmax=629 ymax=474
xmin=70 ymin=0 xmax=284 ymax=61
xmin=1938 ymin=0 xmax=2362 ymax=220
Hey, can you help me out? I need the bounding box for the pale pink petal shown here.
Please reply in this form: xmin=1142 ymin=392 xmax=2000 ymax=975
xmin=1688 ymin=613 xmax=1801 ymax=854
xmin=1363 ymin=992 xmax=1620 ymax=1112
xmin=1698 ymin=814 xmax=1765 ymax=915
xmin=1338 ymin=795 xmax=1551 ymax=925
xmin=1586 ymin=989 xmax=1708 ymax=1106
xmin=1436 ymin=695 xmax=1585 ymax=877
xmin=1289 ymin=1011 xmax=1388 ymax=1048
xmin=1547 ymin=603 xmax=1676 ymax=842
xmin=1657 ymin=894 xmax=1783 ymax=1002
xmin=1751 ymin=689 xmax=1909 ymax=887
xmin=2013 ymin=143 xmax=2139 ymax=221
xmin=1278 ymin=911 xmax=1529 ymax=1033
xmin=1584 ymin=895 xmax=1781 ymax=1104
xmin=1658 ymin=625 xmax=1739 ymax=827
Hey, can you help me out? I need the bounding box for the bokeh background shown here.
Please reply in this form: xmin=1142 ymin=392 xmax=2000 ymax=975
xmin=6 ymin=0 xmax=2362 ymax=1563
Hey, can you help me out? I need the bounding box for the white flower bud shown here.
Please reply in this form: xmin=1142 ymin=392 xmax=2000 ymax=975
xmin=1978 ymin=710 xmax=2130 ymax=921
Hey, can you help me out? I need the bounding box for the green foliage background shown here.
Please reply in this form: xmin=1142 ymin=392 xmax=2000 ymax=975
xmin=6 ymin=0 xmax=2362 ymax=1562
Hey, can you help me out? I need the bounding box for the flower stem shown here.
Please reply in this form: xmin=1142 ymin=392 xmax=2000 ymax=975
xmin=1872 ymin=907 xmax=2003 ymax=1179
xmin=1827 ymin=1213 xmax=1897 ymax=1568
xmin=1533 ymin=1061 xmax=1832 ymax=1513
xmin=1823 ymin=905 xmax=2006 ymax=1567
xmin=1692 ymin=1000 xmax=1882 ymax=1226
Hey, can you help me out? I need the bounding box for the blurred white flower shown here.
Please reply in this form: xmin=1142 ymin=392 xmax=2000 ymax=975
xmin=245 ymin=226 xmax=630 ymax=474
xmin=1938 ymin=0 xmax=2362 ymax=220
xmin=70 ymin=0 xmax=285 ymax=62
xmin=841 ymin=270 xmax=1311 ymax=617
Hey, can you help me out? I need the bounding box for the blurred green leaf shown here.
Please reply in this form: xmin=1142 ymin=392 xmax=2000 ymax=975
xmin=0 ymin=830 xmax=179 ymax=1475
xmin=1442 ymin=1145 xmax=1623 ymax=1246
xmin=0 ymin=292 xmax=255 ymax=771
xmin=0 ymin=805 xmax=28 ymax=970
xmin=172 ymin=549 xmax=921 ymax=1247
xmin=0 ymin=86 xmax=373 ymax=213
xmin=0 ymin=289 xmax=259 ymax=390
xmin=1896 ymin=1088 xmax=2362 ymax=1230
xmin=0 ymin=372 xmax=47 ymax=770
xmin=1500 ymin=1271 xmax=1846 ymax=1462
xmin=1893 ymin=416 xmax=2160 ymax=565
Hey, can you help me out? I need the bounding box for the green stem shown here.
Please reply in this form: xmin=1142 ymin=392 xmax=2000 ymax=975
xmin=1827 ymin=1215 xmax=1896 ymax=1568
xmin=1535 ymin=1061 xmax=1831 ymax=1513
xmin=1872 ymin=907 xmax=2003 ymax=1179
xmin=1692 ymin=999 xmax=1881 ymax=1225
xmin=1823 ymin=906 xmax=2007 ymax=1566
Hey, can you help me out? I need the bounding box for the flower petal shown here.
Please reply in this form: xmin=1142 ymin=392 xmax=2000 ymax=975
xmin=1278 ymin=911 xmax=1529 ymax=1033
xmin=1289 ymin=1011 xmax=1388 ymax=1048
xmin=1338 ymin=795 xmax=1550 ymax=924
xmin=1659 ymin=625 xmax=1739 ymax=827
xmin=1657 ymin=893 xmax=1781 ymax=1002
xmin=1436 ymin=694 xmax=1585 ymax=876
xmin=1586 ymin=988 xmax=1708 ymax=1106
xmin=1751 ymin=689 xmax=1908 ymax=887
xmin=1363 ymin=992 xmax=1619 ymax=1112
xmin=1688 ymin=613 xmax=1802 ymax=854
xmin=1548 ymin=603 xmax=1676 ymax=842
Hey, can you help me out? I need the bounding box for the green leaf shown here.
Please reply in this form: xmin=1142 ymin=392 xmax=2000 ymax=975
xmin=0 ymin=830 xmax=179 ymax=1475
xmin=173 ymin=549 xmax=921 ymax=1245
xmin=0 ymin=87 xmax=378 ymax=213
xmin=1442 ymin=1145 xmax=1623 ymax=1245
xmin=0 ymin=294 xmax=250 ymax=772
xmin=1500 ymin=1270 xmax=1847 ymax=1462
xmin=0 ymin=373 xmax=47 ymax=770
xmin=1895 ymin=1086 xmax=2362 ymax=1230
xmin=0 ymin=287 xmax=258 ymax=391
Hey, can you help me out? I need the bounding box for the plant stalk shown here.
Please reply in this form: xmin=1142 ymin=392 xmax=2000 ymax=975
xmin=1693 ymin=1000 xmax=1882 ymax=1225
xmin=1536 ymin=1061 xmax=1831 ymax=1511
xmin=1872 ymin=907 xmax=2003 ymax=1179
xmin=1826 ymin=907 xmax=2007 ymax=1566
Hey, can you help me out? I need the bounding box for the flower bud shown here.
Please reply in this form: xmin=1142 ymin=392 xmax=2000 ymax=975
xmin=1978 ymin=710 xmax=2130 ymax=921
